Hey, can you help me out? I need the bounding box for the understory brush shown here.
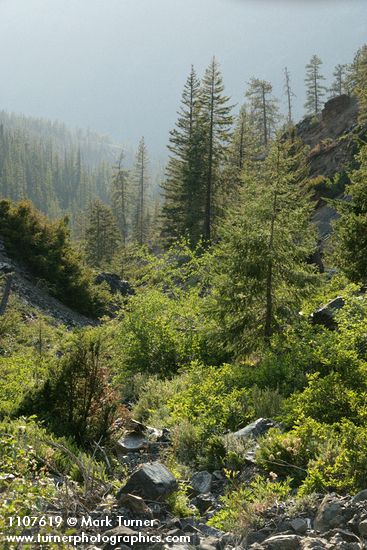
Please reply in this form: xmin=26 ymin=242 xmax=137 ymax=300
xmin=0 ymin=417 xmax=115 ymax=538
xmin=208 ymin=475 xmax=292 ymax=535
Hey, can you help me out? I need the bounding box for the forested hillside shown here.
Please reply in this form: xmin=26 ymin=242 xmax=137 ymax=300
xmin=0 ymin=115 xmax=112 ymax=220
xmin=1 ymin=44 xmax=367 ymax=550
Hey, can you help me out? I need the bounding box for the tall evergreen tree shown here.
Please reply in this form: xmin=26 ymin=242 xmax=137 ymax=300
xmin=329 ymin=64 xmax=349 ymax=98
xmin=133 ymin=137 xmax=150 ymax=246
xmin=160 ymin=66 xmax=205 ymax=246
xmin=111 ymin=150 xmax=129 ymax=247
xmin=245 ymin=78 xmax=279 ymax=148
xmin=211 ymin=138 xmax=316 ymax=355
xmin=220 ymin=104 xmax=258 ymax=208
xmin=348 ymin=45 xmax=367 ymax=123
xmin=200 ymin=57 xmax=233 ymax=241
xmin=304 ymin=55 xmax=327 ymax=116
xmin=85 ymin=199 xmax=121 ymax=267
xmin=333 ymin=145 xmax=367 ymax=283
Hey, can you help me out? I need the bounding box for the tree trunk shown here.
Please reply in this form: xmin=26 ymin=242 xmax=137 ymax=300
xmin=262 ymin=84 xmax=268 ymax=146
xmin=204 ymin=75 xmax=215 ymax=242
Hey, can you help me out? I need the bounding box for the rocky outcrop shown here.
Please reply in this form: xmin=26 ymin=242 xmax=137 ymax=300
xmin=0 ymin=239 xmax=94 ymax=327
xmin=310 ymin=296 xmax=345 ymax=329
xmin=231 ymin=418 xmax=278 ymax=440
xmin=296 ymin=95 xmax=360 ymax=180
xmin=95 ymin=272 xmax=134 ymax=296
xmin=117 ymin=462 xmax=178 ymax=501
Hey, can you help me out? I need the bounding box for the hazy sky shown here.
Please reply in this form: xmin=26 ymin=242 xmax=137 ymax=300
xmin=0 ymin=0 xmax=366 ymax=157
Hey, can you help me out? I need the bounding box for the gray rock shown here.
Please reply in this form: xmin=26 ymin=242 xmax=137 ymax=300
xmin=193 ymin=493 xmax=216 ymax=514
xmin=290 ymin=518 xmax=308 ymax=535
xmin=197 ymin=537 xmax=221 ymax=549
xmin=247 ymin=528 xmax=273 ymax=546
xmin=95 ymin=272 xmax=134 ymax=296
xmin=231 ymin=418 xmax=277 ymax=440
xmin=352 ymin=489 xmax=367 ymax=504
xmin=311 ymin=296 xmax=345 ymax=329
xmin=301 ymin=538 xmax=327 ymax=549
xmin=262 ymin=534 xmax=301 ymax=549
xmin=118 ymin=462 xmax=178 ymax=500
xmin=0 ymin=262 xmax=13 ymax=273
xmin=359 ymin=519 xmax=367 ymax=536
xmin=191 ymin=471 xmax=213 ymax=495
xmin=102 ymin=526 xmax=140 ymax=549
xmin=117 ymin=432 xmax=148 ymax=452
xmin=314 ymin=495 xmax=347 ymax=532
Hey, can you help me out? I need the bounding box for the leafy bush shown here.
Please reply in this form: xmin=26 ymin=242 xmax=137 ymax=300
xmin=284 ymin=372 xmax=363 ymax=426
xmin=256 ymin=420 xmax=327 ymax=486
xmin=208 ymin=475 xmax=291 ymax=535
xmin=0 ymin=353 xmax=44 ymax=416
xmin=168 ymin=363 xmax=253 ymax=434
xmin=257 ymin=418 xmax=367 ymax=495
xmin=114 ymin=290 xmax=219 ymax=378
xmin=0 ymin=199 xmax=109 ymax=316
xmin=300 ymin=420 xmax=367 ymax=495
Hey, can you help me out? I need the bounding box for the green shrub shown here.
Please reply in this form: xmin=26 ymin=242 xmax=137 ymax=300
xmin=284 ymin=372 xmax=363 ymax=426
xmin=168 ymin=363 xmax=254 ymax=434
xmin=0 ymin=417 xmax=110 ymax=539
xmin=0 ymin=353 xmax=46 ymax=417
xmin=114 ymin=289 xmax=219 ymax=378
xmin=300 ymin=420 xmax=367 ymax=495
xmin=208 ymin=475 xmax=291 ymax=535
xmin=256 ymin=419 xmax=328 ymax=485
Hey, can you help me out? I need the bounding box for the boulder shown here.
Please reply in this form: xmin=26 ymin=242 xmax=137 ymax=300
xmin=192 ymin=493 xmax=216 ymax=514
xmin=117 ymin=432 xmax=148 ymax=452
xmin=300 ymin=537 xmax=327 ymax=549
xmin=118 ymin=493 xmax=150 ymax=514
xmin=352 ymin=489 xmax=367 ymax=504
xmin=359 ymin=519 xmax=367 ymax=537
xmin=310 ymin=296 xmax=345 ymax=329
xmin=118 ymin=462 xmax=178 ymax=500
xmin=231 ymin=418 xmax=278 ymax=440
xmin=262 ymin=534 xmax=301 ymax=549
xmin=95 ymin=272 xmax=134 ymax=296
xmin=191 ymin=471 xmax=213 ymax=495
xmin=290 ymin=518 xmax=308 ymax=535
xmin=314 ymin=495 xmax=348 ymax=532
xmin=0 ymin=262 xmax=13 ymax=273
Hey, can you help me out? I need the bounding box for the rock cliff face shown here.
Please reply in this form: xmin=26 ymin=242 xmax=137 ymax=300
xmin=296 ymin=94 xmax=360 ymax=179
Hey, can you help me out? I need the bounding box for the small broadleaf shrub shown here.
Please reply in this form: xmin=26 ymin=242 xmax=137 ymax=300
xmin=114 ymin=290 xmax=219 ymax=378
xmin=208 ymin=475 xmax=292 ymax=534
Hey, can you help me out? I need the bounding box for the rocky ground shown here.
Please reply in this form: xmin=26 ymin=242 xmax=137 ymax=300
xmin=65 ymin=418 xmax=367 ymax=550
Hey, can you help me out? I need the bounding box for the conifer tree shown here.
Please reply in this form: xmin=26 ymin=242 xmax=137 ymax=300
xmin=329 ymin=64 xmax=349 ymax=98
xmin=304 ymin=55 xmax=327 ymax=116
xmin=85 ymin=199 xmax=121 ymax=267
xmin=111 ymin=150 xmax=129 ymax=247
xmin=220 ymin=104 xmax=258 ymax=208
xmin=133 ymin=137 xmax=150 ymax=246
xmin=200 ymin=57 xmax=233 ymax=241
xmin=160 ymin=66 xmax=205 ymax=246
xmin=333 ymin=145 xmax=367 ymax=282
xmin=211 ymin=138 xmax=316 ymax=355
xmin=245 ymin=78 xmax=279 ymax=148
xmin=348 ymin=45 xmax=367 ymax=123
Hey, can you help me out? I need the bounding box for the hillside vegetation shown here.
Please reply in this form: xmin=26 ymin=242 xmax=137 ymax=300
xmin=1 ymin=45 xmax=367 ymax=549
